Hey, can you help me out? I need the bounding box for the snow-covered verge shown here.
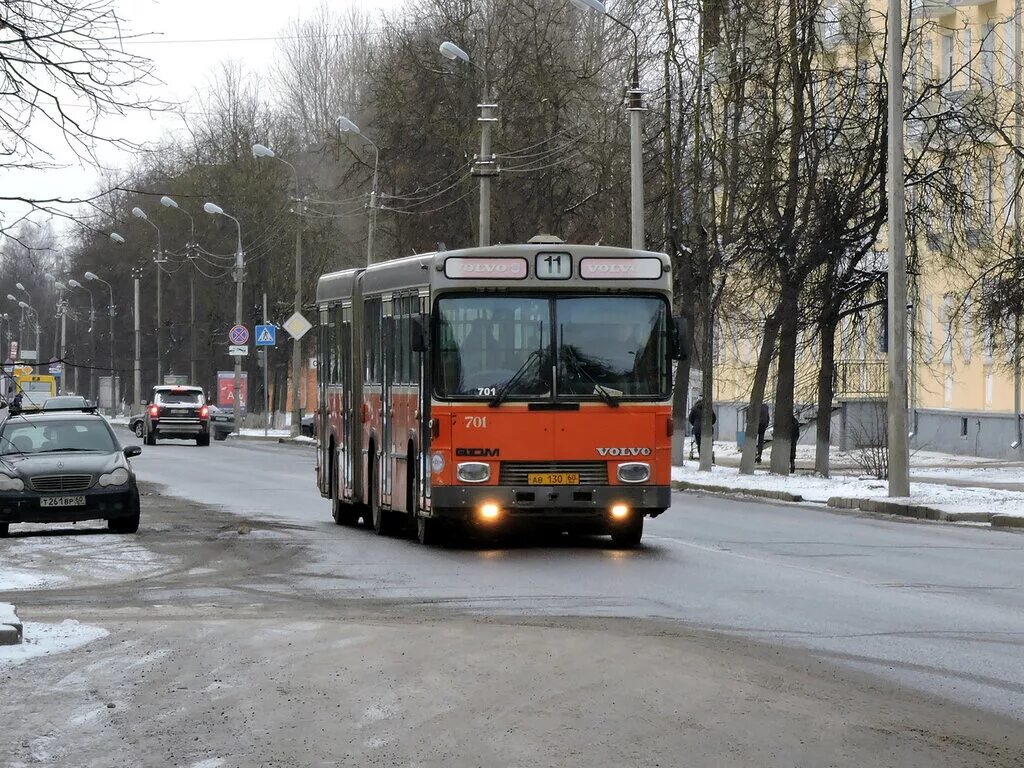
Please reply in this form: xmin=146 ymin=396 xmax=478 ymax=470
xmin=0 ymin=620 xmax=108 ymax=667
xmin=672 ymin=463 xmax=1024 ymax=519
xmin=0 ymin=527 xmax=173 ymax=592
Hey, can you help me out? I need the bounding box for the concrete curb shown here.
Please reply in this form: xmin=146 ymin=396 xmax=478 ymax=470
xmin=827 ymin=497 xmax=946 ymax=521
xmin=992 ymin=514 xmax=1024 ymax=529
xmin=671 ymin=480 xmax=803 ymax=503
xmin=0 ymin=602 xmax=22 ymax=646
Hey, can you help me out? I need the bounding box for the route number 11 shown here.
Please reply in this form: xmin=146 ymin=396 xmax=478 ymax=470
xmin=535 ymin=253 xmax=572 ymax=280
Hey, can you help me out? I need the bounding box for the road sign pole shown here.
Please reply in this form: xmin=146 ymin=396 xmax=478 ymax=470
xmin=263 ymin=292 xmax=269 ymax=437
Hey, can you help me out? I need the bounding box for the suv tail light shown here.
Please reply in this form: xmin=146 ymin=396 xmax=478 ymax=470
xmin=148 ymin=404 xmax=159 ymax=417
xmin=200 ymin=405 xmax=209 ymax=419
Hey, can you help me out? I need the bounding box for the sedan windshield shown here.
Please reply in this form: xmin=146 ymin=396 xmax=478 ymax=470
xmin=434 ymin=294 xmax=670 ymax=400
xmin=0 ymin=418 xmax=118 ymax=455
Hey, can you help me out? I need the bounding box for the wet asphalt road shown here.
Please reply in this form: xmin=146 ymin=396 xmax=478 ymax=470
xmin=130 ymin=436 xmax=1024 ymax=720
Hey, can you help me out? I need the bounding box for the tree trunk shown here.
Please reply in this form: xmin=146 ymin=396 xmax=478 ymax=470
xmin=770 ymin=283 xmax=800 ymax=475
xmin=739 ymin=311 xmax=781 ymax=474
xmin=699 ymin=288 xmax=715 ymax=472
xmin=814 ymin=315 xmax=838 ymax=476
xmin=671 ymin=309 xmax=694 ymax=464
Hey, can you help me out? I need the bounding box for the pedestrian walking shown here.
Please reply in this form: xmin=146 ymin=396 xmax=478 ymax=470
xmin=688 ymin=398 xmax=716 ymax=459
xmin=790 ymin=410 xmax=800 ymax=473
xmin=756 ymin=403 xmax=770 ymax=464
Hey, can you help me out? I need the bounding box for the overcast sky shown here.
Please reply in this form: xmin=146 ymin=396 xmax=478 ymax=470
xmin=2 ymin=0 xmax=385 ymax=241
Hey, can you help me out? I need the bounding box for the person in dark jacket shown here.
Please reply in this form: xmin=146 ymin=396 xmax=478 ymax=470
xmin=687 ymin=398 xmax=716 ymax=458
xmin=10 ymin=391 xmax=23 ymax=415
xmin=755 ymin=403 xmax=770 ymax=464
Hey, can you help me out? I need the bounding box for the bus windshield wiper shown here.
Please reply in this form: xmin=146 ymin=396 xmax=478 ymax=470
xmin=489 ymin=349 xmax=544 ymax=408
xmin=561 ymin=348 xmax=620 ymax=407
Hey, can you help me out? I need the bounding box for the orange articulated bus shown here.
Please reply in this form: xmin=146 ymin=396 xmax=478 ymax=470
xmin=314 ymin=239 xmax=688 ymax=547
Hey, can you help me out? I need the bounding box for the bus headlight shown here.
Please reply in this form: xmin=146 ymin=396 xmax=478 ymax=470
xmin=456 ymin=462 xmax=490 ymax=483
xmin=430 ymin=452 xmax=446 ymax=474
xmin=479 ymin=503 xmax=501 ymax=521
xmin=611 ymin=504 xmax=630 ymax=519
xmin=616 ymin=462 xmax=650 ymax=484
xmin=0 ymin=473 xmax=24 ymax=491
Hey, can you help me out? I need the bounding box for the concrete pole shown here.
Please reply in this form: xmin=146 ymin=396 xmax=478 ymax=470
xmin=189 ymin=259 xmax=197 ymax=385
xmin=478 ymin=99 xmax=494 ymax=247
xmin=233 ymin=235 xmax=244 ymax=435
xmin=886 ymin=0 xmax=910 ymax=497
xmin=107 ymin=293 xmax=115 ymax=412
xmin=1014 ymin=0 xmax=1022 ymax=448
xmin=89 ymin=302 xmax=96 ymax=402
xmin=263 ymin=292 xmax=269 ymax=437
xmin=133 ymin=270 xmax=141 ymax=412
xmin=628 ymin=73 xmax=645 ymax=250
xmin=367 ymin=177 xmax=378 ymax=266
xmin=156 ymin=253 xmax=163 ymax=385
xmin=291 ymin=199 xmax=303 ymax=437
xmin=59 ymin=298 xmax=66 ymax=394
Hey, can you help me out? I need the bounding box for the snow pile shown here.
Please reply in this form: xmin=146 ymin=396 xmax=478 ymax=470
xmin=673 ymin=463 xmax=1024 ymax=519
xmin=0 ymin=620 xmax=107 ymax=667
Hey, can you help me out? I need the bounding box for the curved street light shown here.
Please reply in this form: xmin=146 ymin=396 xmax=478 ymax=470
xmin=336 ymin=117 xmax=380 ymax=267
xmin=132 ymin=205 xmax=167 ymax=384
xmin=438 ymin=41 xmax=496 ymax=247
xmin=85 ymin=270 xmax=116 ymax=409
xmin=204 ymin=201 xmax=245 ymax=432
xmin=161 ymin=195 xmax=200 ymax=383
xmin=68 ymin=279 xmax=96 ymax=400
xmin=253 ymin=141 xmax=305 ymax=436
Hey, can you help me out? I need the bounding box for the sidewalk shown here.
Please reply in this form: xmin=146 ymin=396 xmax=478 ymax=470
xmin=674 ymin=442 xmax=1024 ymax=528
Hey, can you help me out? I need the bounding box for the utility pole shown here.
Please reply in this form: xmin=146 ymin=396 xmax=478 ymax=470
xmin=1014 ymin=0 xmax=1022 ymax=449
xmin=155 ymin=250 xmax=164 ymax=385
xmin=886 ymin=0 xmax=910 ymax=497
xmin=189 ymin=245 xmax=197 ymax=384
xmin=475 ymin=90 xmax=498 ymax=247
xmin=291 ymin=199 xmax=303 ymax=437
xmin=133 ymin=267 xmax=142 ymax=412
xmin=89 ymin=302 xmax=96 ymax=403
xmin=263 ymin=292 xmax=269 ymax=437
xmin=628 ymin=59 xmax=645 ymax=249
xmin=233 ymin=241 xmax=244 ymax=435
xmin=59 ymin=298 xmax=67 ymax=395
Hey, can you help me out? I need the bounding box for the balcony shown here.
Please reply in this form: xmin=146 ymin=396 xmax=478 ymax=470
xmin=836 ymin=359 xmax=887 ymax=400
xmin=910 ymin=0 xmax=954 ymax=17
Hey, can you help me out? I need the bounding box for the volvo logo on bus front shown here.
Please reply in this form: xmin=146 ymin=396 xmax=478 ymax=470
xmin=597 ymin=447 xmax=652 ymax=457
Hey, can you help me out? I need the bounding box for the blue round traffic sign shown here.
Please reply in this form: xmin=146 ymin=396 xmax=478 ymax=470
xmin=229 ymin=324 xmax=249 ymax=345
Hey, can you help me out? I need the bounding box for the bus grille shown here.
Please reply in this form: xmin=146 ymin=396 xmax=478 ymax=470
xmin=499 ymin=462 xmax=608 ymax=485
xmin=30 ymin=474 xmax=94 ymax=493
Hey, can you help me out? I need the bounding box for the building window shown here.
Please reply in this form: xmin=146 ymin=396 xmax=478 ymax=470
xmin=960 ymin=416 xmax=969 ymax=437
xmin=960 ymin=26 xmax=973 ymax=88
xmin=981 ymin=22 xmax=995 ymax=84
xmin=923 ymin=39 xmax=933 ymax=83
xmin=945 ymin=370 xmax=954 ymax=404
xmin=822 ymin=0 xmax=840 ymax=47
xmin=924 ymin=296 xmax=934 ymax=358
xmin=985 ymin=371 xmax=994 ymax=405
xmin=984 ymin=159 xmax=995 ymax=226
xmin=1007 ymin=158 xmax=1019 ymax=226
xmin=963 ymin=313 xmax=973 ymax=364
xmin=941 ymin=33 xmax=954 ymax=86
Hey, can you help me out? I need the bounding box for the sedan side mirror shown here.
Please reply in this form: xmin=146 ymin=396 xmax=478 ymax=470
xmin=123 ymin=445 xmax=142 ymax=458
xmin=672 ymin=316 xmax=690 ymax=361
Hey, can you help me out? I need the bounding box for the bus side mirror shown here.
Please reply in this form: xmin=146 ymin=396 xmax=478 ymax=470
xmin=672 ymin=316 xmax=690 ymax=361
xmin=411 ymin=316 xmax=428 ymax=353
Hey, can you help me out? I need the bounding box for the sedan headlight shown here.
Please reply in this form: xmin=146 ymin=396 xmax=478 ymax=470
xmin=0 ymin=473 xmax=24 ymax=491
xmin=98 ymin=468 xmax=130 ymax=487
xmin=456 ymin=462 xmax=491 ymax=483
xmin=616 ymin=462 xmax=650 ymax=484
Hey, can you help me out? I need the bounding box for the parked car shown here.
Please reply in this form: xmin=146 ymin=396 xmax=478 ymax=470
xmin=301 ymin=413 xmax=315 ymax=438
xmin=0 ymin=406 xmax=142 ymax=537
xmin=206 ymin=405 xmax=235 ymax=441
xmin=144 ymin=385 xmax=211 ymax=446
xmin=129 ymin=412 xmax=145 ymax=438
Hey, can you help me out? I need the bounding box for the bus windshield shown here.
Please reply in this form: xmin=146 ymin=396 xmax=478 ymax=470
xmin=434 ymin=294 xmax=670 ymax=400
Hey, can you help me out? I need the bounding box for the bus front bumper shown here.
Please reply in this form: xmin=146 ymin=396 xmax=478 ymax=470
xmin=429 ymin=485 xmax=671 ymax=522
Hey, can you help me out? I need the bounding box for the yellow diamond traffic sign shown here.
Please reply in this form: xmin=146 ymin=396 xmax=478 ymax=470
xmin=283 ymin=312 xmax=313 ymax=340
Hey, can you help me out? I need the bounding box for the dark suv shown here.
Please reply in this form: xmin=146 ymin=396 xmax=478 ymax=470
xmin=144 ymin=386 xmax=211 ymax=446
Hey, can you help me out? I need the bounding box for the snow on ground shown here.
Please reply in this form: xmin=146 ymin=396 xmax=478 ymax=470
xmin=705 ymin=440 xmax=1008 ymax=469
xmin=238 ymin=428 xmax=291 ymax=438
xmin=0 ymin=526 xmax=172 ymax=592
xmin=673 ymin=463 xmax=1024 ymax=519
xmin=0 ymin=620 xmax=108 ymax=667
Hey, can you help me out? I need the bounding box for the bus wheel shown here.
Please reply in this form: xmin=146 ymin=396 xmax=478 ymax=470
xmin=416 ymin=515 xmax=443 ymax=546
xmin=369 ymin=471 xmax=395 ymax=536
xmin=610 ymin=515 xmax=644 ymax=549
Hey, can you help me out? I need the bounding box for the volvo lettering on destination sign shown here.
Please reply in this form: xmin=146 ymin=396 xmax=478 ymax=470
xmin=444 ymin=257 xmax=528 ymax=280
xmin=579 ymin=257 xmax=662 ymax=280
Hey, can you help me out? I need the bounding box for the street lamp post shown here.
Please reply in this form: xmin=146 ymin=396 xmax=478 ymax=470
xmin=161 ymin=196 xmax=199 ymax=384
xmin=86 ymin=264 xmax=117 ymax=415
xmin=53 ymin=281 xmax=68 ymax=394
xmin=132 ymin=206 xmax=165 ymax=385
xmin=17 ymin=301 xmax=40 ymax=369
xmin=335 ymin=119 xmax=381 ymax=266
xmin=6 ymin=296 xmax=23 ymax=354
xmin=253 ymin=143 xmax=305 ymax=437
xmin=68 ymin=279 xmax=96 ymax=401
xmin=13 ymin=283 xmax=38 ymax=362
xmin=568 ymin=0 xmax=644 ymax=249
xmin=439 ymin=42 xmax=497 ymax=247
xmin=204 ymin=202 xmax=245 ymax=434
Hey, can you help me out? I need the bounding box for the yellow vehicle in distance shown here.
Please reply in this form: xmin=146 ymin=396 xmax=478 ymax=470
xmin=12 ymin=367 xmax=57 ymax=409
